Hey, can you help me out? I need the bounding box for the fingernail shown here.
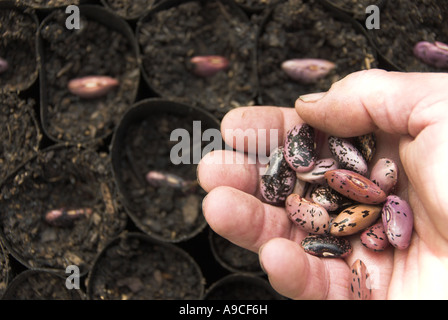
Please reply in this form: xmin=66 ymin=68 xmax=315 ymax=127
xmin=299 ymin=91 xmax=327 ymax=103
xmin=258 ymin=244 xmax=267 ymax=274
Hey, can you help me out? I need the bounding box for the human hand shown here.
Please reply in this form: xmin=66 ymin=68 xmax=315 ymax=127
xmin=197 ymin=69 xmax=448 ymax=299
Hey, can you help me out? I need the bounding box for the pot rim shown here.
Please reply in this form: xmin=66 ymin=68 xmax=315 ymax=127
xmin=86 ymin=231 xmax=205 ymax=300
xmin=110 ymin=97 xmax=220 ymax=243
xmin=0 ymin=143 xmax=125 ymax=276
xmin=37 ymin=4 xmax=141 ymax=146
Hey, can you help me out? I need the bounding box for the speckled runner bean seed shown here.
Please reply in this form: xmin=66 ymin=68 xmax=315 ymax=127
xmin=281 ymin=58 xmax=335 ymax=84
xmin=0 ymin=57 xmax=9 ymax=74
xmin=190 ymin=55 xmax=229 ymax=77
xmin=311 ymin=185 xmax=352 ymax=212
xmin=45 ymin=208 xmax=93 ymax=227
xmin=328 ymin=136 xmax=368 ymax=175
xmin=301 ymin=234 xmax=352 ymax=258
xmin=360 ymin=221 xmax=389 ymax=251
xmin=382 ymin=195 xmax=414 ymax=250
xmin=354 ymin=133 xmax=376 ymax=163
xmin=284 ymin=124 xmax=316 ymax=173
xmin=68 ymin=75 xmax=119 ymax=99
xmin=286 ymin=194 xmax=330 ymax=235
xmin=370 ymin=158 xmax=398 ymax=195
xmin=413 ymin=41 xmax=448 ymax=69
xmin=330 ymin=204 xmax=382 ymax=236
xmin=260 ymin=146 xmax=296 ymax=205
xmin=350 ymin=259 xmax=372 ymax=300
xmin=325 ymin=169 xmax=387 ymax=205
xmin=295 ymin=157 xmax=338 ymax=184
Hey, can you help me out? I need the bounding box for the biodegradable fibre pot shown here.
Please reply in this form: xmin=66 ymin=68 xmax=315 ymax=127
xmin=209 ymin=229 xmax=263 ymax=276
xmin=136 ymin=0 xmax=258 ymax=119
xmin=367 ymin=0 xmax=448 ymax=72
xmin=0 ymin=240 xmax=11 ymax=298
xmin=0 ymin=92 xmax=42 ymax=183
xmin=111 ymin=98 xmax=221 ymax=243
xmin=2 ymin=269 xmax=84 ymax=300
xmin=204 ymin=273 xmax=284 ymax=300
xmin=257 ymin=0 xmax=377 ymax=107
xmin=0 ymin=2 xmax=39 ymax=92
xmin=100 ymin=0 xmax=161 ymax=20
xmin=0 ymin=144 xmax=127 ymax=275
xmin=320 ymin=0 xmax=387 ymax=21
xmin=86 ymin=232 xmax=205 ymax=300
xmin=37 ymin=5 xmax=140 ymax=145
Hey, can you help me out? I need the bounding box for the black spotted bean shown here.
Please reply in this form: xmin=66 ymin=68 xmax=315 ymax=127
xmin=325 ymin=169 xmax=387 ymax=205
xmin=328 ymin=136 xmax=368 ymax=175
xmin=295 ymin=157 xmax=338 ymax=184
xmin=310 ymin=185 xmax=352 ymax=212
xmin=353 ymin=133 xmax=376 ymax=163
xmin=330 ymin=204 xmax=382 ymax=236
xmin=382 ymin=195 xmax=414 ymax=250
xmin=260 ymin=146 xmax=296 ymax=205
xmin=360 ymin=221 xmax=389 ymax=251
xmin=370 ymin=158 xmax=398 ymax=195
xmin=301 ymin=234 xmax=352 ymax=258
xmin=350 ymin=259 xmax=372 ymax=300
xmin=284 ymin=123 xmax=316 ymax=173
xmin=286 ymin=194 xmax=330 ymax=235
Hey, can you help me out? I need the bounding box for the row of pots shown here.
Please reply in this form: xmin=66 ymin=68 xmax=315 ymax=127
xmin=2 ymin=0 xmax=447 ymax=147
xmin=0 ymin=1 xmax=272 ymax=298
xmin=0 ymin=232 xmax=282 ymax=299
xmin=0 ymin=97 xmax=269 ymax=299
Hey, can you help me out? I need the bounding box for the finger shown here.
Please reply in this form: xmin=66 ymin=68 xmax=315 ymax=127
xmin=221 ymin=106 xmax=301 ymax=154
xmin=202 ymin=186 xmax=305 ymax=253
xmin=295 ymin=69 xmax=448 ymax=137
xmin=259 ymin=237 xmax=351 ymax=300
xmin=197 ymin=149 xmax=262 ymax=196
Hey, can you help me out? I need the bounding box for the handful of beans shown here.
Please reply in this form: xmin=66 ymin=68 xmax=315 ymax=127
xmin=260 ymin=123 xmax=414 ymax=300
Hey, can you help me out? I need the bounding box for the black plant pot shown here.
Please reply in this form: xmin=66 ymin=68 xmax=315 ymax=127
xmin=209 ymin=229 xmax=263 ymax=276
xmin=111 ymin=98 xmax=221 ymax=243
xmin=256 ymin=0 xmax=378 ymax=107
xmin=13 ymin=0 xmax=91 ymax=9
xmin=2 ymin=269 xmax=85 ymax=300
xmin=0 ymin=240 xmax=11 ymax=298
xmin=0 ymin=1 xmax=39 ymax=92
xmin=136 ymin=0 xmax=258 ymax=120
xmin=0 ymin=144 xmax=127 ymax=275
xmin=320 ymin=0 xmax=387 ymax=21
xmin=37 ymin=4 xmax=140 ymax=145
xmin=0 ymin=92 xmax=42 ymax=183
xmin=204 ymin=273 xmax=284 ymax=300
xmin=365 ymin=0 xmax=448 ymax=72
xmin=232 ymin=0 xmax=282 ymax=14
xmin=100 ymin=0 xmax=161 ymax=20
xmin=86 ymin=232 xmax=205 ymax=300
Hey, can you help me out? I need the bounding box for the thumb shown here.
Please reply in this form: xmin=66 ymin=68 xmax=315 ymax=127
xmin=295 ymin=69 xmax=448 ymax=138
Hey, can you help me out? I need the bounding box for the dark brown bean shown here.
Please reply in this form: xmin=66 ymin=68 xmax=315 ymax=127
xmin=301 ymin=234 xmax=352 ymax=258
